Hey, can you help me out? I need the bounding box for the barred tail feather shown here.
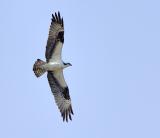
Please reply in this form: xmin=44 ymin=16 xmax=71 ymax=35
xmin=33 ymin=59 xmax=46 ymax=77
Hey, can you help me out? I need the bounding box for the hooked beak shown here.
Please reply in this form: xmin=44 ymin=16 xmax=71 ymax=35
xmin=69 ymin=63 xmax=72 ymax=66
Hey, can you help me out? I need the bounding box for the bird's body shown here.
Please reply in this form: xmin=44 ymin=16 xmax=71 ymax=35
xmin=33 ymin=12 xmax=73 ymax=122
xmin=43 ymin=61 xmax=64 ymax=71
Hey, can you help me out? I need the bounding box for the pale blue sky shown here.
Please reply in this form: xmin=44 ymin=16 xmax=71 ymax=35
xmin=0 ymin=0 xmax=160 ymax=138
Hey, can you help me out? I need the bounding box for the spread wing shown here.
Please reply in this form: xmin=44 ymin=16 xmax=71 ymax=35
xmin=45 ymin=12 xmax=64 ymax=63
xmin=47 ymin=71 xmax=74 ymax=122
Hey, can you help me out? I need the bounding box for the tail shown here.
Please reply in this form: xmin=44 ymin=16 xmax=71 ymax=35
xmin=33 ymin=59 xmax=46 ymax=77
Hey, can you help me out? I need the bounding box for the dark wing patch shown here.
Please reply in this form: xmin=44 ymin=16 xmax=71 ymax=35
xmin=45 ymin=11 xmax=64 ymax=62
xmin=47 ymin=71 xmax=73 ymax=122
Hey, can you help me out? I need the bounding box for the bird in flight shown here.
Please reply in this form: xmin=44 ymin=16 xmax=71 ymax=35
xmin=33 ymin=11 xmax=73 ymax=122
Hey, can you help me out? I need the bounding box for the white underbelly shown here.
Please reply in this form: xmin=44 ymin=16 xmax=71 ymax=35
xmin=43 ymin=62 xmax=63 ymax=71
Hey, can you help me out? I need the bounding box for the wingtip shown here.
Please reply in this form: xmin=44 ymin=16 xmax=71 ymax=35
xmin=61 ymin=109 xmax=73 ymax=122
xmin=55 ymin=12 xmax=58 ymax=21
xmin=62 ymin=17 xmax=64 ymax=27
xmin=69 ymin=114 xmax=72 ymax=120
xmin=70 ymin=106 xmax=74 ymax=115
xmin=52 ymin=14 xmax=55 ymax=22
xmin=58 ymin=11 xmax=60 ymax=16
xmin=51 ymin=11 xmax=63 ymax=27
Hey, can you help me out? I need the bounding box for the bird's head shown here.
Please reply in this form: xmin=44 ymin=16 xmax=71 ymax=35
xmin=63 ymin=62 xmax=72 ymax=68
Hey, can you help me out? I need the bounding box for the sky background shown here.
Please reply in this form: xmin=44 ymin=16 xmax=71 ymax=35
xmin=0 ymin=0 xmax=160 ymax=137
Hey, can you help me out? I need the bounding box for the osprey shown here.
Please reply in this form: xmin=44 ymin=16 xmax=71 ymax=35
xmin=33 ymin=12 xmax=73 ymax=122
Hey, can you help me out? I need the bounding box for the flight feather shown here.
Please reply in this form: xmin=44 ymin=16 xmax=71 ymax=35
xmin=45 ymin=11 xmax=64 ymax=62
xmin=47 ymin=71 xmax=73 ymax=122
